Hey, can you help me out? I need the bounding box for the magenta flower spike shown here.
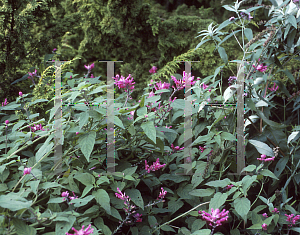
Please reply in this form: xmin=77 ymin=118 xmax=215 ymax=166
xmin=262 ymin=223 xmax=267 ymax=231
xmin=268 ymin=82 xmax=279 ymax=92
xmin=149 ymin=66 xmax=157 ymax=74
xmin=23 ymin=167 xmax=32 ymax=175
xmin=84 ymin=63 xmax=95 ymax=70
xmin=199 ymin=208 xmax=229 ymax=228
xmin=65 ymin=224 xmax=94 ymax=235
xmin=19 ymin=91 xmax=23 ymax=97
xmin=5 ymin=120 xmax=9 ymax=125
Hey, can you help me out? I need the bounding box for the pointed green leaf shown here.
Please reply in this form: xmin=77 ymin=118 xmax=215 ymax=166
xmin=79 ymin=131 xmax=96 ymax=162
xmin=92 ymin=189 xmax=111 ymax=214
xmin=209 ymin=192 xmax=228 ymax=211
xmin=234 ymin=197 xmax=250 ymax=220
xmin=141 ymin=121 xmax=156 ymax=144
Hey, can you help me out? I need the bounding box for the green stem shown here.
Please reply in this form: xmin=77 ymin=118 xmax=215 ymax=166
xmin=151 ymin=201 xmax=209 ymax=234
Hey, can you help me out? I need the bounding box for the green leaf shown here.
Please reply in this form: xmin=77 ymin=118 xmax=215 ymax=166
xmin=287 ymin=15 xmax=297 ymax=29
xmin=234 ymin=197 xmax=250 ymax=221
xmin=189 ymin=188 xmax=215 ymax=197
xmin=260 ymin=169 xmax=279 ymax=180
xmin=0 ymin=193 xmax=32 ymax=211
xmin=139 ymin=94 xmax=145 ymax=107
xmin=137 ymin=107 xmax=147 ymax=116
xmin=217 ymin=20 xmax=232 ymax=31
xmin=81 ymin=185 xmax=94 ymax=198
xmin=71 ymin=195 xmax=94 ymax=207
xmin=79 ymin=111 xmax=89 ymax=130
xmin=92 ymin=189 xmax=111 ymax=214
xmin=248 ymin=139 xmax=274 ymax=157
xmin=209 ymin=192 xmax=228 ymax=211
xmin=114 ymin=115 xmax=125 ymax=129
xmin=256 ymin=110 xmax=288 ymax=128
xmin=244 ymin=28 xmax=253 ymax=41
xmin=55 ymin=216 xmax=76 ymax=235
xmin=220 ymin=132 xmax=236 ymax=141
xmin=241 ymin=165 xmax=256 ymax=173
xmin=126 ymin=189 xmax=144 ymax=209
xmin=168 ymin=199 xmax=184 ymax=214
xmin=40 ymin=182 xmax=62 ymax=190
xmin=217 ymin=46 xmax=228 ymax=65
xmin=223 ymin=85 xmax=236 ymax=103
xmin=12 ymin=218 xmax=36 ymax=235
xmin=35 ymin=135 xmax=54 ymax=162
xmin=273 ymin=80 xmax=290 ymax=98
xmin=274 ymin=156 xmax=288 ymax=178
xmin=191 ymin=229 xmax=211 ymax=235
xmin=47 ymin=197 xmax=64 ymax=204
xmin=161 ymin=225 xmax=176 ymax=232
xmin=205 ymin=178 xmax=231 ymax=188
xmin=194 ymin=39 xmax=211 ymax=50
xmin=79 ymin=131 xmax=96 ymax=162
xmin=283 ymin=69 xmax=296 ymax=84
xmin=141 ymin=121 xmax=156 ymax=144
xmin=223 ymin=5 xmax=236 ymax=12
xmin=73 ymin=173 xmax=95 ymax=186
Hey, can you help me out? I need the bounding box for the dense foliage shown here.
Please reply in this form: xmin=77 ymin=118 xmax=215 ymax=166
xmin=1 ymin=0 xmax=300 ymax=235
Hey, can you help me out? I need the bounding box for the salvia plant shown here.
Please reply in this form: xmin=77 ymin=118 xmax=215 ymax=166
xmin=1 ymin=0 xmax=300 ymax=234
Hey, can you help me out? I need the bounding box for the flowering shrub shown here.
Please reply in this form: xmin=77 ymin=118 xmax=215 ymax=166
xmin=0 ymin=0 xmax=300 ymax=234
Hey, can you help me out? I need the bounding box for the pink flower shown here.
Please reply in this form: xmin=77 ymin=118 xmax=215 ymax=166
xmin=171 ymin=71 xmax=196 ymax=91
xmin=23 ymin=167 xmax=32 ymax=175
xmin=2 ymin=98 xmax=8 ymax=106
xmin=293 ymin=0 xmax=299 ymax=3
xmin=115 ymin=187 xmax=130 ymax=201
xmin=272 ymin=208 xmax=279 ymax=213
xmin=76 ymin=132 xmax=79 ymax=135
xmin=262 ymin=213 xmax=268 ymax=218
xmin=113 ymin=74 xmax=135 ymax=92
xmin=157 ymin=187 xmax=167 ymax=200
xmin=132 ymin=213 xmax=143 ymax=222
xmin=149 ymin=66 xmax=157 ymax=74
xmin=62 ymin=191 xmax=69 ymax=201
xmin=145 ymin=158 xmax=166 ymax=173
xmin=253 ymin=63 xmax=267 ymax=72
xmin=148 ymin=91 xmax=155 ymax=98
xmin=19 ymin=91 xmax=23 ymax=97
xmin=65 ymin=224 xmax=94 ymax=235
xmin=257 ymin=154 xmax=275 ymax=162
xmin=202 ymin=83 xmax=209 ymax=89
xmin=52 ymin=48 xmax=57 ymax=52
xmin=170 ymin=144 xmax=184 ymax=153
xmin=5 ymin=120 xmax=9 ymax=125
xmin=90 ymin=74 xmax=95 ymax=78
xmin=84 ymin=63 xmax=95 ymax=70
xmin=154 ymin=81 xmax=170 ymax=91
xmin=199 ymin=208 xmax=229 ymax=227
xmin=226 ymin=184 xmax=234 ymax=190
xmin=262 ymin=223 xmax=267 ymax=231
xmin=268 ymin=82 xmax=279 ymax=92
xmin=285 ymin=214 xmax=300 ymax=227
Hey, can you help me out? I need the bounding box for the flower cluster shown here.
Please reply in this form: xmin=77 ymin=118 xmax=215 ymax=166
xmin=268 ymin=82 xmax=279 ymax=92
xmin=145 ymin=158 xmax=166 ymax=173
xmin=113 ymin=74 xmax=135 ymax=93
xmin=1 ymin=98 xmax=8 ymax=106
xmin=199 ymin=208 xmax=229 ymax=228
xmin=157 ymin=187 xmax=167 ymax=200
xmin=171 ymin=71 xmax=196 ymax=91
xmin=228 ymin=76 xmax=237 ymax=85
xmin=61 ymin=191 xmax=79 ymax=204
xmin=28 ymin=123 xmax=46 ymax=132
xmin=154 ymin=81 xmax=170 ymax=91
xmin=285 ymin=214 xmax=300 ymax=227
xmin=115 ymin=187 xmax=142 ymax=224
xmin=149 ymin=66 xmax=157 ymax=74
xmin=28 ymin=69 xmax=38 ymax=85
xmin=253 ymin=59 xmax=267 ymax=72
xmin=170 ymin=143 xmax=184 ymax=153
xmin=66 ymin=224 xmax=94 ymax=235
xmin=240 ymin=11 xmax=253 ymax=20
xmin=257 ymin=154 xmax=275 ymax=162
